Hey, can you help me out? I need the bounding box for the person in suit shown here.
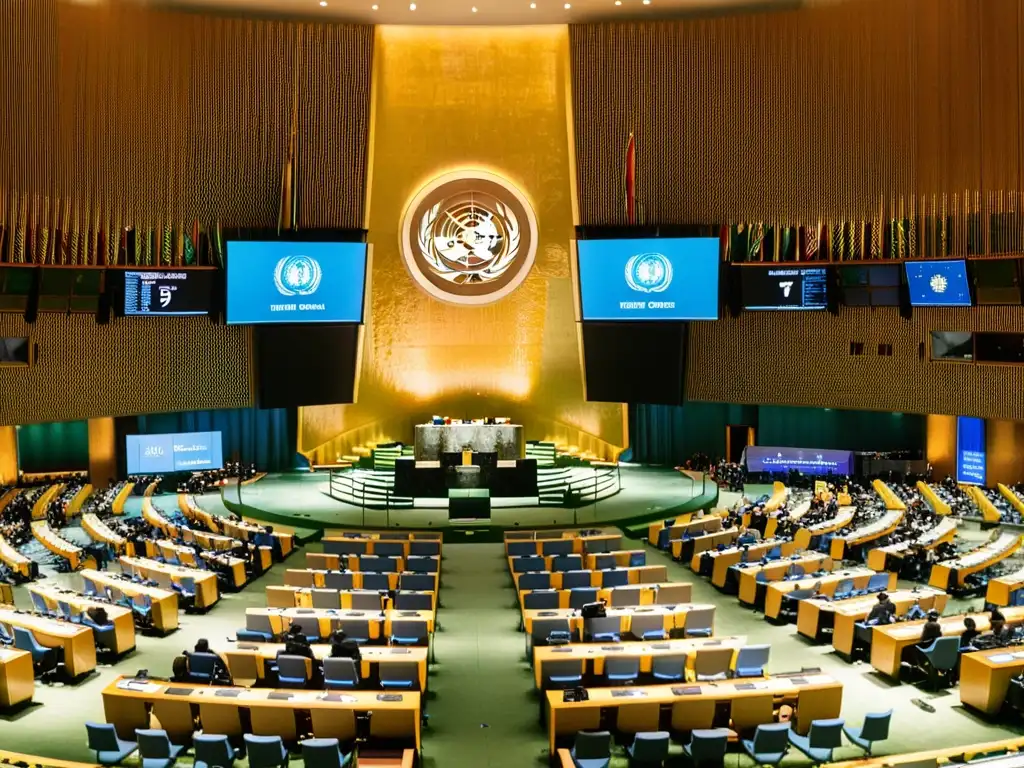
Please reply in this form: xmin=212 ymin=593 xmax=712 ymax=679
xmin=328 ymin=629 xmax=362 ymax=661
xmin=960 ymin=617 xmax=980 ymax=649
xmin=282 ymin=624 xmax=315 ymax=661
xmin=918 ymin=611 xmax=943 ymax=647
xmin=866 ymin=592 xmax=896 ymax=625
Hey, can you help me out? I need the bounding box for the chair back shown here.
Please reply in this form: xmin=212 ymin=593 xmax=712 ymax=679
xmin=860 ymin=710 xmax=893 ymax=741
xmin=338 ymin=619 xmax=371 ymax=642
xmin=585 ymin=615 xmax=621 ymax=638
xmin=194 ymin=734 xmax=234 ymax=768
xmin=407 ymin=556 xmax=438 ymax=573
xmin=551 ymin=555 xmax=581 ymax=572
xmin=756 ymin=571 xmax=771 ymax=583
xmin=533 ymin=618 xmax=571 ymax=644
xmin=136 ymin=729 xmax=172 ymax=758
xmin=13 ymin=627 xmax=43 ymax=654
xmin=507 ymin=541 xmax=536 ymax=557
xmin=324 ymin=571 xmax=354 ymax=590
xmin=179 ymin=577 xmax=196 ymax=594
xmin=524 ymin=591 xmax=560 ymax=610
xmin=867 ymin=573 xmax=890 ymax=592
xmin=399 ymin=573 xmax=434 ymax=592
xmin=188 ymin=652 xmax=220 ymax=680
xmin=689 ymin=729 xmax=729 ymax=761
xmin=610 ymin=586 xmax=643 ymax=607
xmin=569 ymin=587 xmax=599 ymax=609
xmin=574 ymin=731 xmax=611 ymax=760
xmin=375 ymin=542 xmax=404 ymax=557
xmin=656 ymin=584 xmax=690 ymax=604
xmin=244 ymin=735 xmax=286 ymax=768
xmin=562 ymin=570 xmax=592 ymax=589
xmin=277 ymin=654 xmax=310 ymax=684
xmin=752 ymin=723 xmax=790 ymax=753
xmin=518 ymin=572 xmax=551 ymax=591
xmin=543 ymin=659 xmax=583 ymax=687
xmin=925 ymin=636 xmax=961 ymax=670
xmin=379 ymin=661 xmax=418 ymax=687
xmin=85 ymin=722 xmax=121 ymax=752
xmin=362 ymin=573 xmax=391 ymax=591
xmin=629 ymin=613 xmax=665 ymax=638
xmin=323 ymin=657 xmax=359 ymax=686
xmin=684 ymin=607 xmax=715 ymax=634
xmin=808 ymin=719 xmax=845 ymax=749
xmin=694 ymin=647 xmax=733 ymax=679
xmin=350 ymin=591 xmax=382 ymax=611
xmin=651 ymin=653 xmax=687 ymax=679
xmin=391 ymin=620 xmax=426 ymax=642
xmin=735 ymin=644 xmax=770 ymax=675
xmin=833 ymin=579 xmax=854 ymax=598
xmin=631 ymin=732 xmax=669 ymax=762
xmin=291 ymin=615 xmax=323 ymax=640
xmin=301 ymin=738 xmax=344 ymax=768
xmin=30 ymin=592 xmax=50 ymax=614
xmin=395 ymin=591 xmax=432 ymax=611
xmin=312 ymin=589 xmax=339 ymax=609
xmin=786 ymin=564 xmax=805 ymax=579
xmin=247 ymin=613 xmax=275 ymax=635
xmin=605 ymin=655 xmax=640 ymax=679
xmin=409 ymin=540 xmax=439 ymax=556
xmin=600 ymin=569 xmax=629 ymax=588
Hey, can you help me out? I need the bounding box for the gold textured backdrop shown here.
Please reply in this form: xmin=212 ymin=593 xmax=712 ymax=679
xmin=570 ymin=1 xmax=1024 ymax=421
xmin=301 ymin=25 xmax=624 ymax=462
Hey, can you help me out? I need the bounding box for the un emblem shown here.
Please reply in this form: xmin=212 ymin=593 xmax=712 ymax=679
xmin=400 ymin=170 xmax=538 ymax=305
xmin=274 ymin=255 xmax=322 ymax=297
xmin=625 ymin=252 xmax=673 ymax=293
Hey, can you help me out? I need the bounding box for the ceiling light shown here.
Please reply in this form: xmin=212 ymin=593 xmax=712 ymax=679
xmin=564 ymin=2 xmax=571 ymax=7
xmin=319 ymin=0 xmax=326 ymax=5
xmin=614 ymin=0 xmax=621 ymax=4
xmin=471 ymin=4 xmax=477 ymax=9
xmin=530 ymin=1 xmax=536 ymax=6
xmin=642 ymin=0 xmax=651 ymax=3
xmin=371 ymin=2 xmax=378 ymax=6
xmin=409 ymin=2 xmax=416 ymax=8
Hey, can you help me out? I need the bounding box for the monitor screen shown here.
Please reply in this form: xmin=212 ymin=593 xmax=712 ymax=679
xmin=125 ymin=431 xmax=224 ymax=475
xmin=741 ymin=266 xmax=829 ymax=310
xmin=226 ymin=241 xmax=367 ymax=325
xmin=0 ymin=337 xmax=31 ymax=366
xmin=905 ymin=260 xmax=972 ymax=306
xmin=744 ymin=446 xmax=854 ymax=475
xmin=122 ymin=270 xmax=213 ymax=317
xmin=956 ymin=415 xmax=986 ymax=485
xmin=576 ymin=238 xmax=719 ymax=321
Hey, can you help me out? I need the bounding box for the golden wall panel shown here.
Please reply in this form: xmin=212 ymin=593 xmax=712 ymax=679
xmin=301 ymin=26 xmax=624 ymax=462
xmin=87 ymin=417 xmax=116 ymax=486
xmin=926 ymin=414 xmax=956 ymax=482
xmin=0 ymin=314 xmax=252 ymax=426
xmin=0 ymin=426 xmax=16 ymax=484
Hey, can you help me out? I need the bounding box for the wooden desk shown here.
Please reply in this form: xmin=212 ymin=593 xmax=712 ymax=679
xmin=145 ymin=539 xmax=248 ymax=590
xmin=929 ymin=533 xmax=1022 ymax=590
xmin=518 ymin=582 xmax=691 ymax=612
xmin=582 ymin=550 xmax=644 ymax=569
xmin=0 ymin=647 xmax=34 ymax=707
xmin=826 ymin=739 xmax=1024 ymax=768
xmin=102 ymin=675 xmax=420 ymax=749
xmin=987 ymin=565 xmax=1024 ymax=607
xmin=32 ymin=520 xmax=92 ymax=571
xmin=28 ymin=584 xmax=136 ymax=654
xmin=793 ymin=507 xmax=856 ymax=550
xmin=221 ymin=642 xmax=429 ymax=691
xmin=120 ymin=556 xmax=219 ymax=609
xmin=504 ymin=533 xmax=623 ymax=557
xmin=512 ymin=565 xmax=668 ymax=591
xmin=267 ymin=585 xmax=436 ymax=612
xmin=81 ymin=513 xmax=134 ymax=557
xmin=796 ymin=586 xmax=947 ymax=656
xmin=829 ymin=509 xmax=904 ymax=560
xmin=545 ymin=673 xmax=842 ymax=753
xmin=0 ymin=606 xmax=96 ymax=678
xmin=870 ymin=606 xmax=1024 ymax=679
xmin=82 ymin=569 xmax=179 ymax=633
xmin=735 ymin=553 xmax=834 ymax=606
xmin=960 ymin=647 xmax=1024 ymax=715
xmin=178 ymin=495 xmax=222 ymax=534
xmin=533 ymin=635 xmax=746 ymax=689
xmin=702 ymin=539 xmax=799 ymax=588
xmin=221 ymin=518 xmax=296 ymax=559
xmin=323 ymin=537 xmax=443 ymax=558
xmin=673 ymin=528 xmax=740 ymax=563
xmin=650 ymin=517 xmax=724 ymax=549
xmin=285 ymin=568 xmax=408 ymax=591
xmin=247 ymin=607 xmax=435 ymax=640
xmin=764 ymin=568 xmax=886 ymax=621
xmin=0 ymin=532 xmax=32 ymax=580
xmin=522 ymin=603 xmax=713 ymax=637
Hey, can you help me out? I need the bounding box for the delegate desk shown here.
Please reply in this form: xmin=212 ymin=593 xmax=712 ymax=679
xmin=866 ymin=517 xmax=957 ymax=573
xmin=0 ymin=606 xmax=96 ymax=678
xmin=307 ymin=553 xmax=442 ymax=575
xmin=28 ymin=584 xmax=136 ymax=654
xmin=545 ymin=673 xmax=842 ymax=754
xmin=829 ymin=509 xmax=904 ymax=560
xmin=646 ymin=512 xmax=725 ymax=547
xmin=0 ymin=532 xmax=33 ymax=580
xmin=221 ymin=642 xmax=429 ymax=691
xmin=986 ymin=564 xmax=1024 ymax=607
xmin=674 ymin=528 xmax=740 ymax=564
xmin=793 ymin=507 xmax=856 ymax=550
xmin=185 ymin=531 xmax=274 ymax=573
xmin=960 ymin=647 xmax=1024 ymax=715
xmin=32 ymin=520 xmax=92 ymax=571
xmin=247 ymin=607 xmax=435 ymax=640
xmin=870 ymin=606 xmax=1024 ymax=679
xmin=735 ymin=553 xmax=834 ymax=606
xmin=701 ymin=539 xmax=799 ymax=588
xmin=928 ymin=532 xmax=1023 ymax=590
xmin=144 ymin=539 xmax=249 ymax=589
xmin=322 ymin=537 xmax=442 ymax=558
xmin=583 ymin=550 xmax=645 ymax=569
xmin=518 ymin=582 xmax=692 ymax=612
xmin=285 ymin=569 xmax=407 ymax=591
xmin=651 ymin=517 xmax=724 ymax=551
xmin=505 ymin=533 xmax=623 ymax=558
xmin=797 ymin=586 xmax=947 ymax=656
xmin=0 ymin=647 xmax=34 ymax=707
xmin=82 ymin=513 xmax=134 ymax=557
xmin=102 ymin=676 xmax=421 ymax=750
xmin=522 ymin=603 xmax=713 ymax=637
xmin=120 ymin=556 xmax=219 ymax=609
xmin=221 ymin=518 xmax=296 ymax=559
xmin=764 ymin=567 xmax=883 ymax=621
xmin=533 ymin=636 xmax=746 ymax=689
xmin=178 ymin=495 xmax=222 ymax=533
xmin=267 ymin=585 xmax=436 ymax=612
xmin=82 ymin=570 xmax=179 ymax=633
xmin=512 ymin=565 xmax=669 ymax=591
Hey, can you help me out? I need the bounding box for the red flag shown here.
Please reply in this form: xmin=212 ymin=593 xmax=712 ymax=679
xmin=624 ymin=132 xmax=636 ymax=226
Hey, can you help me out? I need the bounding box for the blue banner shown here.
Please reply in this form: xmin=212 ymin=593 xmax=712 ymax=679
xmin=956 ymin=415 xmax=986 ymax=485
xmin=226 ymin=241 xmax=367 ymax=324
xmin=125 ymin=431 xmax=223 ymax=475
xmin=745 ymin=446 xmax=853 ymax=475
xmin=577 ymin=238 xmax=720 ymax=321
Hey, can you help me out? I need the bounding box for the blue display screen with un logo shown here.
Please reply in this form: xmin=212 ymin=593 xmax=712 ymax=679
xmin=576 ymin=238 xmax=720 ymax=320
xmin=226 ymin=241 xmax=367 ymax=324
xmin=905 ymin=260 xmax=972 ymax=307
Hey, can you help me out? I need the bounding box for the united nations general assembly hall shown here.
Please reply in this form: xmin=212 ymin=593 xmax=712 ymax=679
xmin=6 ymin=1 xmax=1024 ymax=767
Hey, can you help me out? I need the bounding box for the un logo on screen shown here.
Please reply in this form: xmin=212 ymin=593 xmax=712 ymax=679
xmin=274 ymin=255 xmax=322 ymax=297
xmin=929 ymin=274 xmax=948 ymax=294
xmin=625 ymin=252 xmax=673 ymax=293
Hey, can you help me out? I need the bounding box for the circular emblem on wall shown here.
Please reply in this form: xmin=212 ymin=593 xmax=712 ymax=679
xmin=274 ymin=255 xmax=322 ymax=297
xmin=399 ymin=170 xmax=538 ymax=305
xmin=625 ymin=252 xmax=673 ymax=293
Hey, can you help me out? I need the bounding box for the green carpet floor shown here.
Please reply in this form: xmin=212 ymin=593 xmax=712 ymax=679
xmin=2 ymin=524 xmax=1024 ymax=767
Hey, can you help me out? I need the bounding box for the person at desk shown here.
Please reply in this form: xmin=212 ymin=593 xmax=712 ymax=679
xmin=960 ymin=617 xmax=981 ymax=650
xmin=918 ymin=611 xmax=943 ymax=647
xmin=283 ymin=625 xmax=316 ymax=661
xmin=328 ymin=629 xmax=362 ymax=661
xmin=904 ymin=600 xmax=927 ymax=621
xmin=985 ymin=610 xmax=1011 ymax=644
xmin=866 ymin=592 xmax=896 ymax=625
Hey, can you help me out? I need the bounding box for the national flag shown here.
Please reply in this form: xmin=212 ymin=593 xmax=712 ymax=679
xmin=748 ymin=222 xmax=765 ymax=262
xmin=279 ymin=123 xmax=299 ymax=234
xmin=801 ymin=223 xmax=820 ymax=261
xmin=624 ymin=132 xmax=636 ymax=226
xmin=161 ymin=225 xmax=173 ymax=265
xmin=729 ymin=223 xmax=749 ymax=262
xmin=213 ymin=220 xmax=225 ymax=268
xmin=184 ymin=220 xmax=197 ymax=266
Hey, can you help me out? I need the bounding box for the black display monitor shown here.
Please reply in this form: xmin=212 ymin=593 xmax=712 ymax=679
xmin=740 ymin=266 xmax=830 ymax=310
xmin=121 ymin=269 xmax=214 ymax=317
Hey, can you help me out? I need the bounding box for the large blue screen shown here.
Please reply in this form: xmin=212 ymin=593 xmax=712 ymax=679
xmin=956 ymin=415 xmax=986 ymax=485
xmin=125 ymin=432 xmax=223 ymax=475
xmin=905 ymin=260 xmax=972 ymax=307
xmin=226 ymin=241 xmax=367 ymax=324
xmin=577 ymin=238 xmax=719 ymax=321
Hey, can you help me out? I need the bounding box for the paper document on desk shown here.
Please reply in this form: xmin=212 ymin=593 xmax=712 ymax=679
xmin=989 ymin=653 xmax=1015 ymax=663
xmin=118 ymin=680 xmax=162 ymax=693
xmin=1011 ymin=652 xmax=1024 ymax=660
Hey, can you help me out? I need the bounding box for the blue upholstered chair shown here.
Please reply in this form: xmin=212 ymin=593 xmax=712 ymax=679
xmin=323 ymin=658 xmax=359 ymax=689
xmin=734 ymin=645 xmax=770 ymax=677
xmin=187 ymin=651 xmax=220 ymax=683
xmin=843 ymin=710 xmax=892 ymax=755
xmin=544 ymin=659 xmax=584 ymax=689
xmin=787 ymin=718 xmax=845 ymax=763
xmin=604 ymin=656 xmax=640 ymax=685
xmin=300 ymin=738 xmax=352 ymax=768
xmin=626 ymin=732 xmax=669 ymax=765
xmin=918 ymin=636 xmax=961 ymax=689
xmin=683 ymin=607 xmax=714 ymax=638
xmin=192 ymin=734 xmax=239 ymax=768
xmin=85 ymin=722 xmax=137 ymax=766
xmin=379 ymin=661 xmax=417 ymax=690
xmin=524 ymin=591 xmax=560 ymax=610
xmin=244 ymin=735 xmax=289 ymax=768
xmin=571 ymin=730 xmax=611 ymax=768
xmin=651 ymin=654 xmax=687 ymax=682
xmin=135 ymin=728 xmax=188 ymax=768
xmin=276 ymin=654 xmax=310 ymax=688
xmin=682 ymin=728 xmax=730 ymax=766
xmin=740 ymin=723 xmax=790 ymax=767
